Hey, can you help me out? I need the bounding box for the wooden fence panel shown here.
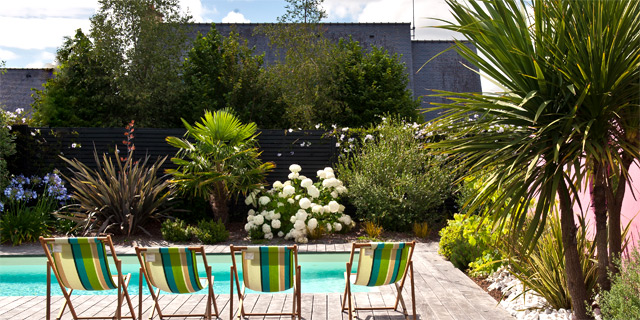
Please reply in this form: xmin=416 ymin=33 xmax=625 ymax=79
xmin=9 ymin=126 xmax=336 ymax=183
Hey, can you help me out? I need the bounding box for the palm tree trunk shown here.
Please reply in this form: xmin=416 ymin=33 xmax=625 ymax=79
xmin=558 ymin=180 xmax=592 ymax=320
xmin=209 ymin=192 xmax=229 ymax=225
xmin=606 ymin=156 xmax=633 ymax=274
xmin=592 ymin=162 xmax=610 ymax=291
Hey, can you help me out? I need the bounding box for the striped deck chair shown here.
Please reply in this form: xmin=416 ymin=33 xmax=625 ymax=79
xmin=229 ymin=245 xmax=301 ymax=320
xmin=342 ymin=241 xmax=416 ymax=320
xmin=39 ymin=236 xmax=136 ymax=320
xmin=135 ymin=247 xmax=218 ymax=320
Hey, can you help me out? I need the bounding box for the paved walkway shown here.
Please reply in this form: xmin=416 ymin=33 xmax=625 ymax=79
xmin=0 ymin=241 xmax=514 ymax=319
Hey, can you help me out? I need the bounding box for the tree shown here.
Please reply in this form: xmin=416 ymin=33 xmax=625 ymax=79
xmin=325 ymin=39 xmax=421 ymax=127
xmin=32 ymin=30 xmax=121 ymax=127
xmin=182 ymin=25 xmax=287 ymax=128
xmin=428 ymin=0 xmax=640 ymax=319
xmin=277 ymin=0 xmax=327 ymax=23
xmin=33 ymin=0 xmax=192 ymax=128
xmin=166 ymin=110 xmax=275 ymax=224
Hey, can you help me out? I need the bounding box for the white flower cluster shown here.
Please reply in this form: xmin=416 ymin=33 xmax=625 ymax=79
xmin=244 ymin=164 xmax=354 ymax=243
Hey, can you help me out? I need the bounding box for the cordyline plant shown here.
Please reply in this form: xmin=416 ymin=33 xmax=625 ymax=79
xmin=427 ymin=0 xmax=640 ymax=318
xmin=166 ymin=109 xmax=275 ymax=224
xmin=57 ymin=149 xmax=172 ymax=236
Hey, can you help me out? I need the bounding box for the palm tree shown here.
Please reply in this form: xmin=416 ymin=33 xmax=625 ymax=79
xmin=166 ymin=109 xmax=275 ymax=224
xmin=428 ymin=0 xmax=640 ymax=318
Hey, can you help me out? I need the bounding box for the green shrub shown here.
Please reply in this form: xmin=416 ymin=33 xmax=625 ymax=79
xmin=0 ymin=109 xmax=16 ymax=189
xmin=193 ymin=219 xmax=229 ymax=244
xmin=438 ymin=213 xmax=503 ymax=275
xmin=161 ymin=218 xmax=193 ymax=242
xmin=600 ymin=244 xmax=640 ymax=320
xmin=0 ymin=207 xmax=50 ymax=245
xmin=337 ymin=118 xmax=456 ymax=231
xmin=503 ymin=214 xmax=598 ymax=310
xmin=58 ymin=149 xmax=172 ymax=236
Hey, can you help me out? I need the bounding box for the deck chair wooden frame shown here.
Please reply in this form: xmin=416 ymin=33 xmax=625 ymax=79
xmin=342 ymin=241 xmax=416 ymax=320
xmin=39 ymin=235 xmax=136 ymax=320
xmin=135 ymin=246 xmax=219 ymax=320
xmin=229 ymin=245 xmax=301 ymax=320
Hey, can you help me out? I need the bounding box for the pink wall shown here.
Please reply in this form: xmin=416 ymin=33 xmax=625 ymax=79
xmin=575 ymin=161 xmax=640 ymax=251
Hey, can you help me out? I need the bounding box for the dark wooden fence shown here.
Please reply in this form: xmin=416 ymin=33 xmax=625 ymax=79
xmin=9 ymin=126 xmax=337 ymax=183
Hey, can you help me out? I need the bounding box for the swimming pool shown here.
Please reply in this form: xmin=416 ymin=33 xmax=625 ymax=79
xmin=0 ymin=253 xmax=370 ymax=296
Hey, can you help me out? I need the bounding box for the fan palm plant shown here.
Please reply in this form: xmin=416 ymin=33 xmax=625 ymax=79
xmin=166 ymin=109 xmax=275 ymax=224
xmin=428 ymin=0 xmax=640 ymax=318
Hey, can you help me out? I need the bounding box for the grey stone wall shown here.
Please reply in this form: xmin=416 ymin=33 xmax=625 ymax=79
xmin=411 ymin=41 xmax=482 ymax=121
xmin=0 ymin=68 xmax=53 ymax=112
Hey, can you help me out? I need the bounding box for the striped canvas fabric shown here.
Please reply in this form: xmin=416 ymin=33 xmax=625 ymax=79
xmin=241 ymin=246 xmax=294 ymax=292
xmin=49 ymin=238 xmax=117 ymax=291
xmin=143 ymin=247 xmax=205 ymax=294
xmin=354 ymin=242 xmax=411 ymax=287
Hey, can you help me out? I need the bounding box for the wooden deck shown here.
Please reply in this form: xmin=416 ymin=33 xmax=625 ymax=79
xmin=0 ymin=242 xmax=514 ymax=320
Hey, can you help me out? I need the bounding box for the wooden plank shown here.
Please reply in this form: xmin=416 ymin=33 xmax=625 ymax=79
xmin=312 ymin=293 xmax=327 ymax=320
xmin=327 ymin=293 xmax=344 ymax=320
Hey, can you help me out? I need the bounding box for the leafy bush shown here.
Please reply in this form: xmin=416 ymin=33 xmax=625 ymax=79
xmin=600 ymin=244 xmax=640 ymax=320
xmin=161 ymin=219 xmax=193 ymax=242
xmin=363 ymin=221 xmax=383 ymax=240
xmin=244 ymin=165 xmax=354 ymax=243
xmin=337 ymin=118 xmax=456 ymax=231
xmin=413 ymin=222 xmax=430 ymax=239
xmin=58 ymin=149 xmax=172 ymax=236
xmin=0 ymin=109 xmax=17 ymax=189
xmin=193 ymin=219 xmax=229 ymax=244
xmin=503 ymin=214 xmax=598 ymax=310
xmin=438 ymin=213 xmax=503 ymax=275
xmin=0 ymin=173 xmax=70 ymax=245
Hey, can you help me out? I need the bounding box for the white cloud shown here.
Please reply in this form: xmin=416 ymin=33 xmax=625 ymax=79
xmin=179 ymin=0 xmax=205 ymax=22
xmin=0 ymin=48 xmax=18 ymax=61
xmin=0 ymin=17 xmax=91 ymax=50
xmin=222 ymin=11 xmax=250 ymax=23
xmin=323 ymin=0 xmax=369 ymax=20
xmin=1 ymin=0 xmax=98 ymax=19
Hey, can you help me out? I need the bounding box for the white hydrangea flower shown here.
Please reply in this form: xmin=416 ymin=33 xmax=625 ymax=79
xmin=262 ymin=224 xmax=272 ymax=234
xmin=272 ymin=213 xmax=281 ymax=220
xmin=287 ymin=198 xmax=295 ymax=204
xmin=253 ymin=215 xmax=264 ymax=225
xmin=323 ymin=177 xmax=338 ymax=188
xmin=278 ymin=231 xmax=284 ymax=237
xmin=328 ymin=201 xmax=340 ymax=213
xmin=307 ymin=185 xmax=320 ymax=198
xmin=324 ymin=171 xmax=335 ymax=179
xmin=244 ymin=223 xmax=253 ymax=232
xmin=298 ymin=175 xmax=307 ymax=181
xmin=325 ymin=223 xmax=332 ymax=232
xmin=338 ymin=215 xmax=352 ymax=226
xmin=295 ymin=195 xmax=301 ymax=200
xmin=317 ymin=170 xmax=327 ymax=179
xmin=260 ymin=210 xmax=269 ymax=216
xmin=334 ymin=222 xmax=343 ymax=232
xmin=289 ymin=164 xmax=302 ymax=173
xmin=324 ymin=167 xmax=334 ymax=174
xmin=330 ymin=191 xmax=338 ymax=198
xmin=277 ymin=202 xmax=284 ymax=207
xmin=296 ymin=237 xmax=308 ymax=244
xmin=338 ymin=205 xmax=346 ymax=213
xmin=311 ymin=204 xmax=323 ymax=213
xmin=308 ymin=218 xmax=318 ymax=231
xmin=288 ymin=172 xmax=300 ymax=180
xmin=248 ymin=209 xmax=256 ymax=216
xmin=284 ymin=232 xmax=293 ymax=240
xmin=264 ymin=232 xmax=273 ymax=240
xmin=283 ymin=185 xmax=296 ymax=197
xmin=259 ymin=196 xmax=270 ymax=205
xmin=299 ymin=197 xmax=311 ymax=209
xmin=271 ymin=219 xmax=282 ymax=229
xmin=290 ymin=216 xmax=297 ymax=223
xmin=247 ymin=215 xmax=255 ymax=222
xmin=273 ymin=181 xmax=284 ymax=189
xmin=336 ymin=186 xmax=347 ymax=194
xmin=244 ymin=194 xmax=254 ymax=206
xmin=300 ymin=178 xmax=313 ymax=189
xmin=294 ymin=220 xmax=306 ymax=230
xmin=295 ymin=209 xmax=308 ymax=221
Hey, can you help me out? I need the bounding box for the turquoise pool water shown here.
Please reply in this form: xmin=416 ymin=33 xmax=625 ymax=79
xmin=0 ymin=253 xmax=368 ymax=296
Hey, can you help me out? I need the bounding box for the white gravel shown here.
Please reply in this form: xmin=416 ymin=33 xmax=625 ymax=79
xmin=486 ymin=267 xmax=574 ymax=320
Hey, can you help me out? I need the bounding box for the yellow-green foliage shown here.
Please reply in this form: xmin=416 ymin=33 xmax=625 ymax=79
xmin=413 ymin=222 xmax=429 ymax=239
xmin=363 ymin=221 xmax=383 ymax=239
xmin=161 ymin=219 xmax=193 ymax=242
xmin=194 ymin=219 xmax=229 ymax=244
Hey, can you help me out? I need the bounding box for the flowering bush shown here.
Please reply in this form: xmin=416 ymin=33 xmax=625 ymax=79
xmin=244 ymin=164 xmax=354 ymax=243
xmin=0 ymin=172 xmax=71 ymax=245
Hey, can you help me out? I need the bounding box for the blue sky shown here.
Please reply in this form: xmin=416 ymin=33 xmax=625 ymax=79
xmin=0 ymin=0 xmax=461 ymax=68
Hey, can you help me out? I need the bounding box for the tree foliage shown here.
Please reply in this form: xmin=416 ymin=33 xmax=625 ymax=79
xmin=33 ymin=0 xmax=192 ymax=128
xmin=278 ymin=0 xmax=327 ymax=23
